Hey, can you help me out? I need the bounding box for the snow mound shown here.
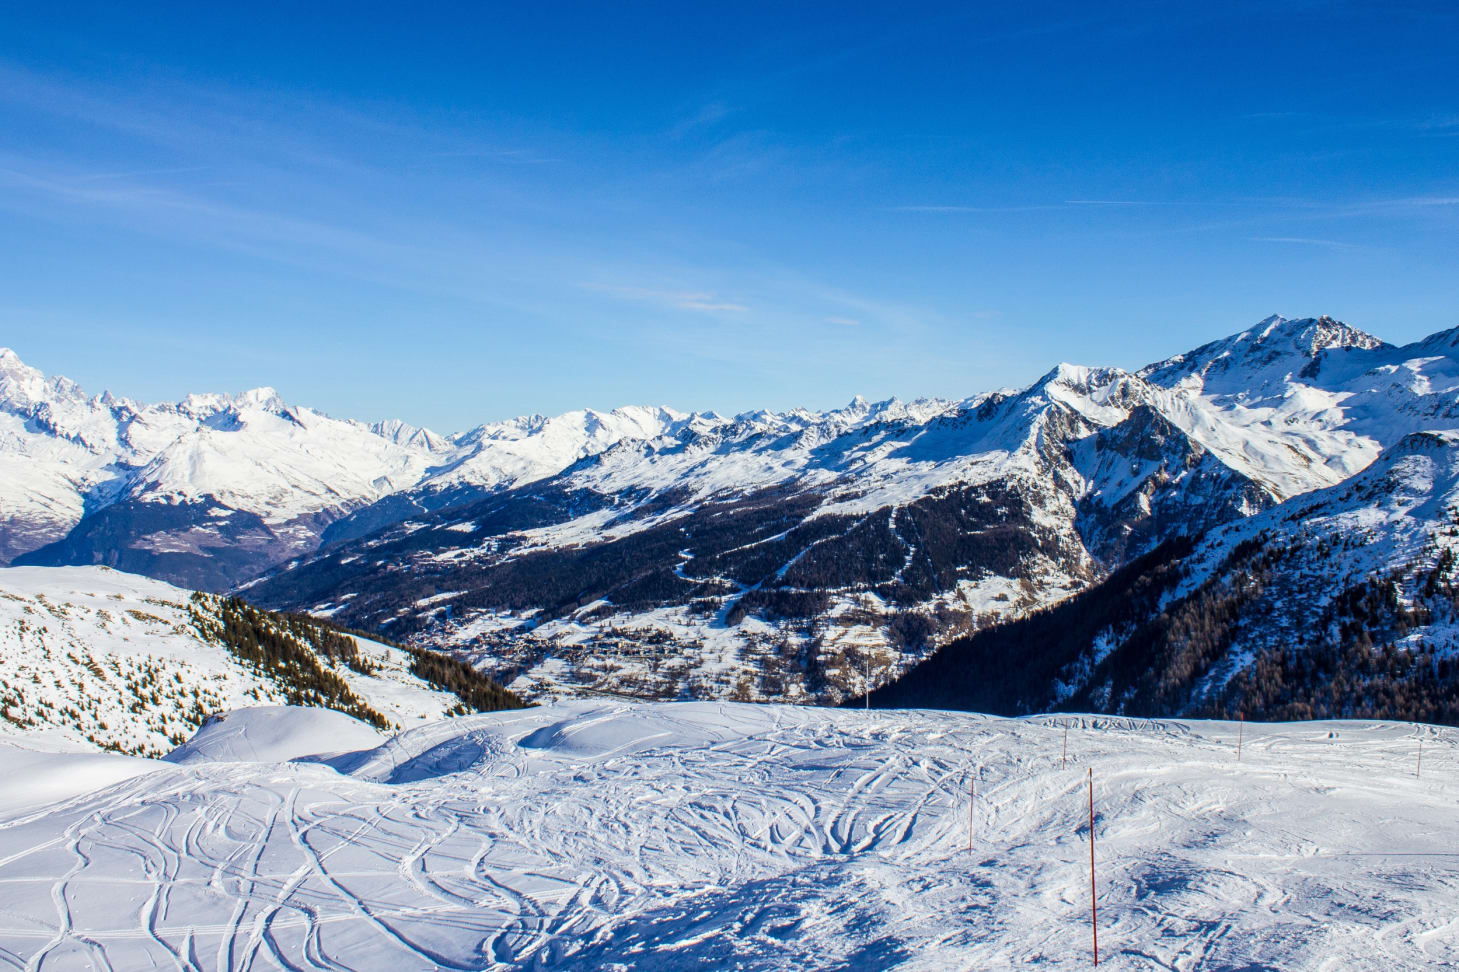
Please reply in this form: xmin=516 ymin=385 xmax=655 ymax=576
xmin=0 ymin=742 xmax=163 ymax=815
xmin=163 ymin=706 xmax=387 ymax=765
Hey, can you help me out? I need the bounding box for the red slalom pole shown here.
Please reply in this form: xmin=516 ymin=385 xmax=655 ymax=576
xmin=1088 ymin=767 xmax=1098 ymax=966
xmin=968 ymin=771 xmax=975 ymax=854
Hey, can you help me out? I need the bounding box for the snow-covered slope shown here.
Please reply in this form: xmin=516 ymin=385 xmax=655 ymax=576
xmin=1180 ymin=427 xmax=1459 ymax=614
xmin=0 ymin=565 xmax=517 ymax=756
xmin=0 ymin=700 xmax=1454 ymax=969
xmin=0 ymin=348 xmax=450 ymax=580
xmin=1139 ymin=314 xmax=1459 ymax=495
xmin=879 ymin=427 xmax=1459 ymax=723
xmin=0 ymin=348 xmax=196 ymax=562
xmin=319 ymin=405 xmax=705 ymax=544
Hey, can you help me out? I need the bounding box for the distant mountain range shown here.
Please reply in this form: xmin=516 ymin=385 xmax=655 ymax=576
xmin=0 ymin=345 xmax=693 ymax=586
xmin=7 ymin=314 xmax=1459 ymax=716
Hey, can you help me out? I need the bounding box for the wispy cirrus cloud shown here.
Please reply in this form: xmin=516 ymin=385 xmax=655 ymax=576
xmin=0 ymin=60 xmax=361 ymax=174
xmin=1412 ymin=115 xmax=1459 ymax=136
xmin=889 ymin=199 xmax=1173 ymax=214
xmin=414 ymin=148 xmax=562 ymax=165
xmin=1241 ymin=109 xmax=1459 ymax=141
xmin=585 ymin=283 xmax=749 ymax=313
xmin=1064 ymin=199 xmax=1167 ymax=206
xmin=1250 ymin=236 xmax=1357 ymax=250
xmin=0 ymin=153 xmax=447 ymax=268
xmin=0 ymin=149 xmax=592 ymax=326
xmin=888 ymin=203 xmax=1059 ymax=214
xmin=1388 ymin=196 xmax=1459 ymax=206
xmin=669 ymin=101 xmax=735 ymax=139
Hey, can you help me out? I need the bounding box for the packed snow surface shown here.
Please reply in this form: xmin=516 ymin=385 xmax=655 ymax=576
xmin=0 ymin=701 xmax=1455 ymax=969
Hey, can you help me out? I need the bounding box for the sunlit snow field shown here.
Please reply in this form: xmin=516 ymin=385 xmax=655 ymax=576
xmin=1 ymin=701 xmax=1456 ymax=970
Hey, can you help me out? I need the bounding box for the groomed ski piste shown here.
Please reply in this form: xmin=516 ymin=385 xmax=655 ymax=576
xmin=0 ymin=701 xmax=1455 ymax=970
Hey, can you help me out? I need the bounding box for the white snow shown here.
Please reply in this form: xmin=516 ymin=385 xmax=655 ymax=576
xmin=6 ymin=314 xmax=1459 ymax=579
xmin=0 ymin=700 xmax=1455 ymax=968
xmin=0 ymin=566 xmax=468 ymax=754
xmin=163 ymin=706 xmax=387 ymax=765
xmin=300 ymin=314 xmax=1459 ymax=704
xmin=0 ymin=742 xmax=158 ymax=815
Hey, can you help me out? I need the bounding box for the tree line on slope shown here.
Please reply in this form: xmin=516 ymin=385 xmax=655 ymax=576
xmin=191 ymin=595 xmax=528 ymax=725
xmin=1202 ymin=550 xmax=1459 ymax=724
xmin=863 ymin=537 xmax=1195 ymax=715
xmin=305 ymin=614 xmax=529 ymax=714
xmin=191 ymin=594 xmax=393 ymax=729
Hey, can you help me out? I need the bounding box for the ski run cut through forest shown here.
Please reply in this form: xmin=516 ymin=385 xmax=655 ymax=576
xmin=1 ymin=700 xmax=1457 ymax=970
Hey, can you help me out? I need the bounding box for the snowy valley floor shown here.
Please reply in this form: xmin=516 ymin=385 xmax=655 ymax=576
xmin=1 ymin=702 xmax=1457 ymax=970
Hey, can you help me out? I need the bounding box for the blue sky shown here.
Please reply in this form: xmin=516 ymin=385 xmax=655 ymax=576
xmin=2 ymin=1 xmax=1457 ymax=431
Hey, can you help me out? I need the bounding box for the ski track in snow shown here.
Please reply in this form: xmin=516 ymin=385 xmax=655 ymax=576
xmin=0 ymin=701 xmax=1457 ymax=970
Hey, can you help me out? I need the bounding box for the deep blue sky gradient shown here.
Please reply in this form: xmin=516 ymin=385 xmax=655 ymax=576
xmin=2 ymin=1 xmax=1457 ymax=429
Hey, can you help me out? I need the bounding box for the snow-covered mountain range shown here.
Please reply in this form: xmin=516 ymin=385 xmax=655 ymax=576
xmin=0 ymin=345 xmax=694 ymax=586
xmin=9 ymin=314 xmax=1459 ymax=709
xmin=236 ymin=314 xmax=1459 ymax=702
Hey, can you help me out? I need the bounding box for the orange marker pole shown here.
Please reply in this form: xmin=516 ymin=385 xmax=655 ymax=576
xmin=1088 ymin=767 xmax=1098 ymax=967
xmin=968 ymin=772 xmax=975 ymax=854
xmin=865 ymin=653 xmax=870 ymax=712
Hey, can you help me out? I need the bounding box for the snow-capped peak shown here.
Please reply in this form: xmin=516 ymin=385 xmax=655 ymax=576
xmin=234 ymin=386 xmax=286 ymax=411
xmin=0 ymin=348 xmax=84 ymax=410
xmin=177 ymin=386 xmax=291 ymax=418
xmin=1280 ymin=314 xmax=1387 ymax=356
xmin=370 ymin=418 xmax=452 ymax=452
xmin=1139 ymin=314 xmax=1389 ymax=396
xmin=0 ymin=347 xmax=27 ymax=374
xmin=0 ymin=348 xmax=45 ymax=403
xmin=13 ymin=311 xmax=1459 ymax=601
xmin=1234 ymin=313 xmax=1377 ymax=354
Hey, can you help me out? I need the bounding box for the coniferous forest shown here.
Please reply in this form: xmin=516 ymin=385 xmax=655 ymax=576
xmin=191 ymin=595 xmax=527 ymax=727
xmin=868 ymin=532 xmax=1459 ymax=728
